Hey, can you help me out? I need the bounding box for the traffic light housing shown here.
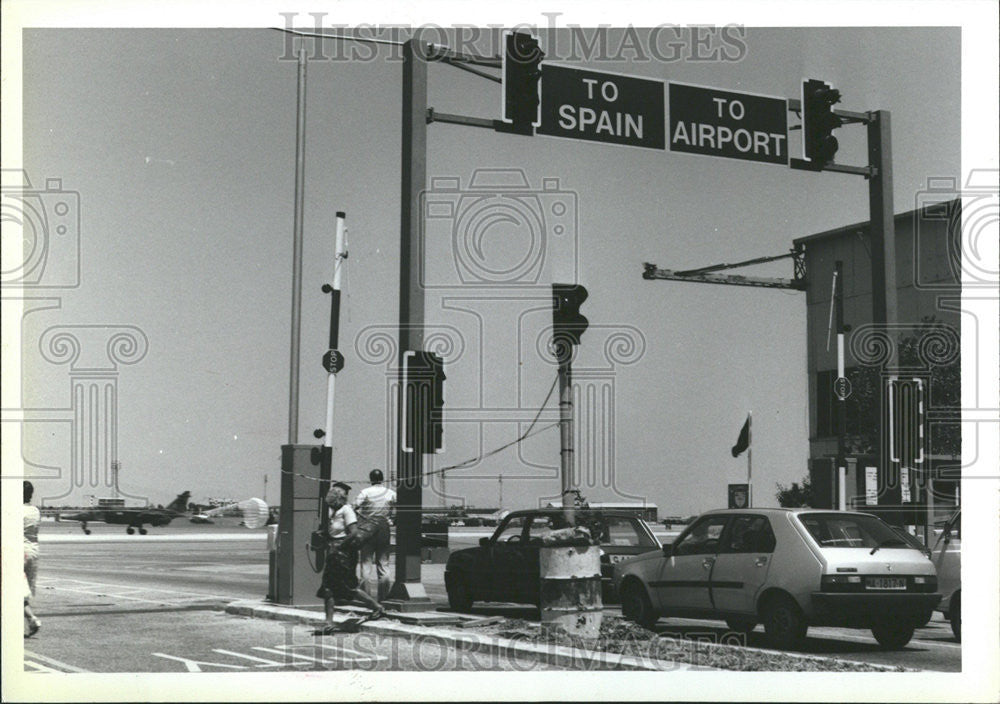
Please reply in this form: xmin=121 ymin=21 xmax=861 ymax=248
xmin=802 ymin=79 xmax=842 ymax=166
xmin=404 ymin=351 xmax=446 ymax=453
xmin=552 ymin=283 xmax=589 ymax=352
xmin=502 ymin=31 xmax=544 ymax=135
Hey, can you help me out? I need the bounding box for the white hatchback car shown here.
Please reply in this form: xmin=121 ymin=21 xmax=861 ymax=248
xmin=614 ymin=508 xmax=941 ymax=649
xmin=931 ymin=510 xmax=960 ymax=641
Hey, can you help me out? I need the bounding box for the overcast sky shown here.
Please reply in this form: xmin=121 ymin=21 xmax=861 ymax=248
xmin=2 ymin=6 xmax=992 ymax=523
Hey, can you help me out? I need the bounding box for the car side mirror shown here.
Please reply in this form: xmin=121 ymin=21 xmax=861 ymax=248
xmin=479 ymin=537 xmax=490 ymax=547
xmin=662 ymin=543 xmax=673 ymax=557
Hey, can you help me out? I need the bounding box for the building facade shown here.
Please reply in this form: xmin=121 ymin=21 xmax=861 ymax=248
xmin=794 ymin=198 xmax=961 ymax=530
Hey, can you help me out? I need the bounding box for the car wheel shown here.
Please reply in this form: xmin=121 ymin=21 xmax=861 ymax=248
xmin=949 ymin=592 xmax=961 ymax=642
xmin=620 ymin=580 xmax=658 ymax=630
xmin=446 ymin=573 xmax=474 ymax=613
xmin=127 ymin=527 xmax=135 ymax=535
xmin=762 ymin=594 xmax=807 ymax=649
xmin=726 ymin=617 xmax=757 ymax=635
xmin=871 ymin=621 xmax=915 ymax=650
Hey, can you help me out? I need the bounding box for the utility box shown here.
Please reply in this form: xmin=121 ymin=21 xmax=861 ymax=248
xmin=271 ymin=444 xmax=327 ymax=605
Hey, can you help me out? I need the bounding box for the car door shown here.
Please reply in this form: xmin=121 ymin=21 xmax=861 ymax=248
xmin=480 ymin=515 xmax=528 ymax=602
xmin=651 ymin=514 xmax=729 ymax=613
xmin=710 ymin=514 xmax=776 ymax=615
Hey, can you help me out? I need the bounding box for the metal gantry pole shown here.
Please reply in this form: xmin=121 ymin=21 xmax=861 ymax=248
xmin=287 ymin=44 xmax=307 ymax=445
xmin=867 ymin=110 xmax=898 ymax=522
xmin=558 ymin=352 xmax=575 ymax=519
xmin=747 ymin=411 xmax=753 ymax=507
xmin=387 ymin=39 xmax=432 ymax=606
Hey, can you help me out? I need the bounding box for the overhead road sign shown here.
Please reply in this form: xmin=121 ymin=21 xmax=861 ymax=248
xmin=669 ymin=82 xmax=789 ymax=165
xmin=537 ymin=64 xmax=665 ymax=150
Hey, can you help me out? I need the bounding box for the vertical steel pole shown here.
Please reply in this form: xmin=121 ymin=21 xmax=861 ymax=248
xmin=747 ymin=411 xmax=753 ymax=507
xmin=387 ymin=39 xmax=431 ymax=606
xmin=287 ymin=45 xmax=307 ymax=445
xmin=835 ymin=261 xmax=847 ymax=510
xmin=558 ymin=354 xmax=575 ymax=522
xmin=868 ymin=110 xmax=897 ymax=521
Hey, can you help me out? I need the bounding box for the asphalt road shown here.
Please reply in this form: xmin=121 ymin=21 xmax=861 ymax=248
xmin=25 ymin=519 xmax=961 ymax=673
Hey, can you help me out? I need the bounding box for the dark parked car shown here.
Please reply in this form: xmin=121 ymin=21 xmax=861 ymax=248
xmin=444 ymin=509 xmax=660 ymax=611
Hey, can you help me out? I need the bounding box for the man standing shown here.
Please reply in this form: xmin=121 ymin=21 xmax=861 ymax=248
xmin=353 ymin=469 xmax=396 ymax=600
xmin=24 ymin=481 xmax=41 ymax=637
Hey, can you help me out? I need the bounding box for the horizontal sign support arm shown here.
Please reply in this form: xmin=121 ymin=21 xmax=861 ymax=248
xmin=426 ymin=44 xmax=502 ymax=68
xmin=789 ymin=158 xmax=875 ymax=178
xmin=426 ymin=109 xmax=499 ymax=130
xmin=439 ymin=57 xmax=501 ymax=83
xmin=787 ymin=98 xmax=872 ymax=125
xmin=642 ymin=264 xmax=806 ymax=291
xmin=674 ymin=249 xmax=800 ymax=276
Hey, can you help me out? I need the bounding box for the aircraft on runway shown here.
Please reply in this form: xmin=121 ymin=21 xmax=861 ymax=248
xmin=61 ymin=492 xmax=192 ymax=535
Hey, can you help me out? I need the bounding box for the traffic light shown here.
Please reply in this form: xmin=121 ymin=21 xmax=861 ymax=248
xmin=502 ymin=31 xmax=544 ymax=135
xmin=404 ymin=351 xmax=446 ymax=453
xmin=551 ymin=283 xmax=589 ymax=351
xmin=802 ymin=79 xmax=842 ymax=166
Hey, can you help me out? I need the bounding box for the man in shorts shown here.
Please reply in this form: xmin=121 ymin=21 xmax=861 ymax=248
xmin=353 ymin=469 xmax=396 ymax=600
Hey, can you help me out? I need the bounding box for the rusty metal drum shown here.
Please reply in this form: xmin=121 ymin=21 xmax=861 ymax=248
xmin=539 ymin=544 xmax=603 ymax=639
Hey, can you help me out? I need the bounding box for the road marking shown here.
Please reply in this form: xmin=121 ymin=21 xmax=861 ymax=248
xmin=24 ymin=650 xmax=91 ymax=673
xmin=39 ymin=577 xmax=231 ymax=605
xmin=25 ymin=661 xmax=61 ymax=673
xmin=254 ymin=645 xmax=386 ymax=665
xmin=212 ymin=649 xmax=285 ymax=667
xmin=151 ymin=653 xmax=247 ymax=672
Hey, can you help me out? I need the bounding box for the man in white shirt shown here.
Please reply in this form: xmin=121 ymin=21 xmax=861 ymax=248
xmin=353 ymin=469 xmax=396 ymax=600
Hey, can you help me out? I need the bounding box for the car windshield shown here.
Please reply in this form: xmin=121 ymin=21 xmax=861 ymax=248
xmin=798 ymin=512 xmax=909 ymax=549
xmin=531 ymin=513 xmax=657 ymax=547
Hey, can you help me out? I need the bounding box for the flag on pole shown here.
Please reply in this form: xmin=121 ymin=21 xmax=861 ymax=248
xmin=731 ymin=414 xmax=751 ymax=457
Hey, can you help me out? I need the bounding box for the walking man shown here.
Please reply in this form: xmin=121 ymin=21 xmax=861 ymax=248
xmin=353 ymin=469 xmax=396 ymax=600
xmin=24 ymin=481 xmax=41 ymax=637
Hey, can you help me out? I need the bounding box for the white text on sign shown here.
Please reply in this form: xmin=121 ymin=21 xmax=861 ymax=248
xmin=539 ymin=65 xmax=665 ymax=150
xmin=669 ymin=83 xmax=789 ymax=165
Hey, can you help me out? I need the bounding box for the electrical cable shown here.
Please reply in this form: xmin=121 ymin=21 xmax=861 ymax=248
xmin=278 ymin=372 xmax=561 ymax=484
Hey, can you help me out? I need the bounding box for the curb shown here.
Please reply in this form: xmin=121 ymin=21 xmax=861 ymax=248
xmin=225 ymin=600 xmax=717 ymax=671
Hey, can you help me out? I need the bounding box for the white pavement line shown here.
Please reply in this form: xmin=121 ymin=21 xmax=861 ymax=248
xmin=254 ymin=645 xmax=386 ymax=665
xmin=24 ymin=650 xmax=91 ymax=673
xmin=40 ymin=533 xmax=267 ymax=543
xmin=151 ymin=653 xmax=248 ymax=672
xmin=45 ymin=585 xmax=180 ymax=607
xmin=212 ymin=649 xmax=285 ymax=667
xmin=251 ymin=646 xmax=333 ymax=665
xmin=304 ymin=643 xmax=389 ymax=661
xmin=808 ymin=630 xmax=962 ymax=651
xmin=43 ymin=578 xmax=231 ymax=604
xmin=24 ymin=661 xmax=61 ymax=673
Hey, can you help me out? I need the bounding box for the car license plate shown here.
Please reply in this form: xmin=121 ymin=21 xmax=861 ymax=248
xmin=866 ymin=577 xmax=906 ymax=590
